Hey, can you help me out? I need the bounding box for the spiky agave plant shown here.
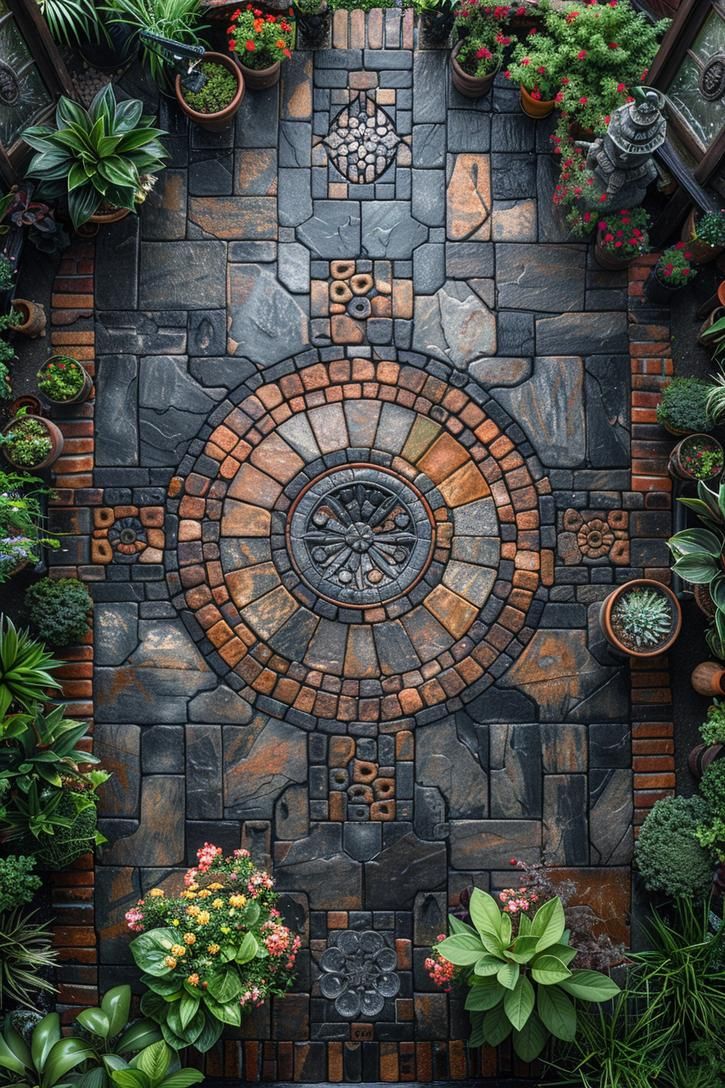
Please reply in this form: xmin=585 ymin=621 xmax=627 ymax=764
xmin=612 ymin=588 xmax=672 ymax=648
xmin=0 ymin=616 xmax=61 ymax=718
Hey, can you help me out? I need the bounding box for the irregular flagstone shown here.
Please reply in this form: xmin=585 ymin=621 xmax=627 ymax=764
xmin=469 ymin=358 xmax=532 ymax=387
xmin=495 ymin=242 xmax=586 ymax=311
xmin=188 ymin=196 xmax=277 ymax=240
xmin=95 ymin=356 xmax=139 ymax=466
xmin=139 ymin=240 xmax=226 ymax=309
xmin=416 ymin=717 xmax=488 ymax=819
xmin=543 ymin=774 xmax=589 ymax=865
xmin=227 ymin=264 xmax=309 ymax=364
xmin=224 ymin=715 xmax=308 ymax=819
xmin=296 ymin=200 xmax=361 ymax=257
xmin=364 ymin=831 xmax=447 ymax=908
xmin=446 ymin=154 xmax=491 ymax=241
xmin=450 ymin=819 xmax=541 ymax=868
xmin=101 ymin=775 xmax=185 ymax=866
xmin=413 ymin=280 xmax=496 ymax=369
xmin=274 ymin=825 xmax=363 ymax=909
xmin=589 ymin=768 xmax=633 ymax=865
xmin=585 ymin=355 xmax=631 ymax=467
xmin=139 ymin=356 xmax=225 ymax=465
xmin=489 ymin=724 xmax=542 ymax=819
xmin=188 ymin=684 xmax=254 ymax=724
xmin=361 ymin=201 xmax=428 ymax=258
xmin=535 ymin=311 xmax=628 ymax=355
xmin=491 ymin=356 xmax=585 ymax=467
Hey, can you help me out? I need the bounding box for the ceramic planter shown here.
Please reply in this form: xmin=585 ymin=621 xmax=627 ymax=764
xmin=11 ymin=299 xmax=46 ymax=338
xmin=450 ymin=43 xmax=499 ymax=99
xmin=599 ymin=578 xmax=682 ymax=659
xmin=692 ymin=661 xmax=725 ymax=697
xmin=688 ymin=742 xmax=724 ymax=780
xmin=519 ymin=84 xmax=554 ymax=119
xmin=89 ymin=206 xmax=130 ymax=225
xmin=645 ymin=268 xmax=686 ymax=304
xmin=293 ymin=1 xmax=330 ymax=46
xmin=681 ymin=208 xmax=724 ymax=265
xmin=698 ymin=305 xmax=725 ymax=348
xmin=1 ymin=414 xmax=64 ymax=471
xmin=668 ymin=433 xmax=724 ymax=482
xmin=37 ymin=357 xmax=94 ymax=406
xmin=238 ymin=57 xmax=282 ymax=90
xmin=175 ymin=52 xmax=245 ymax=132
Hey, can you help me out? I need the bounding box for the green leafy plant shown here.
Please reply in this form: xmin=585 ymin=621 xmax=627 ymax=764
xmin=0 ymin=616 xmax=61 ymax=718
xmin=656 ymin=377 xmax=712 ymax=434
xmin=23 ymin=86 xmax=168 ymax=230
xmin=0 ymin=255 xmax=15 ymax=292
xmin=0 ymin=855 xmax=42 ymax=911
xmin=611 ymin=587 xmax=673 ymax=649
xmin=227 ymin=8 xmax=294 ymax=69
xmin=634 ymin=795 xmax=713 ymax=898
xmin=705 ymin=365 xmax=725 ymax=426
xmin=692 ymin=210 xmax=725 ymax=249
xmin=700 ymin=316 xmax=725 ymax=366
xmin=506 ymin=26 xmax=563 ymax=101
xmin=0 ymin=307 xmax=22 ymax=335
xmin=431 ymin=888 xmax=620 ymax=1061
xmin=696 ymin=761 xmax=725 ymax=862
xmin=0 ymin=411 xmax=54 ymax=469
xmin=72 ymin=985 xmax=162 ymax=1088
xmin=0 ymin=1011 xmax=93 ymax=1085
xmin=102 ymin=0 xmax=207 ymax=83
xmin=669 ymin=479 xmax=725 ymax=658
xmin=0 ymin=336 xmax=16 ymax=400
xmin=181 ymin=62 xmax=238 ymax=115
xmin=0 ymin=473 xmax=60 ymax=584
xmin=128 ymin=845 xmax=300 ymax=1052
xmin=700 ymin=700 xmax=725 ymax=746
xmin=654 ymin=244 xmax=698 ymax=289
xmin=37 ymin=357 xmax=87 ymax=402
xmin=110 ymin=1041 xmax=204 ymax=1088
xmin=0 ymin=909 xmax=58 ymax=1009
xmin=36 ymin=0 xmax=102 ymax=46
xmin=24 ymin=577 xmax=92 ymax=647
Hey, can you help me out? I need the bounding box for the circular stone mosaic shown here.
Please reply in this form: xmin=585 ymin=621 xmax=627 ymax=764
xmin=166 ymin=354 xmax=550 ymax=727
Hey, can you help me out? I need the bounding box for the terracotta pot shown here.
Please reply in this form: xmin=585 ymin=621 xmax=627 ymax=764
xmin=645 ymin=268 xmax=686 ymax=305
xmin=599 ymin=578 xmax=682 ymax=658
xmin=681 ymin=208 xmax=724 ymax=265
xmin=1 ymin=414 xmax=64 ymax=471
xmin=593 ymin=236 xmax=636 ymax=270
xmin=688 ymin=742 xmax=724 ymax=780
xmin=237 ymin=57 xmax=281 ymax=90
xmin=693 ymin=583 xmax=716 ymax=619
xmin=519 ymin=84 xmax=555 ymax=119
xmin=692 ymin=661 xmax=725 ymax=697
xmin=719 ymin=281 xmax=725 ymax=308
xmin=419 ymin=4 xmax=455 ymax=44
xmin=37 ymin=357 xmax=94 ymax=405
xmin=175 ymin=52 xmax=245 ymax=132
xmin=668 ymin=433 xmax=724 ymax=482
xmin=698 ymin=305 xmax=725 ymax=348
xmin=89 ymin=206 xmax=129 ymax=225
xmin=11 ymin=298 xmax=46 ymax=338
xmin=450 ymin=43 xmax=499 ymax=99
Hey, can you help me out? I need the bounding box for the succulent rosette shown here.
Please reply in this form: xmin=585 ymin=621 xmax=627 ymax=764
xmin=127 ymin=845 xmax=300 ymax=1052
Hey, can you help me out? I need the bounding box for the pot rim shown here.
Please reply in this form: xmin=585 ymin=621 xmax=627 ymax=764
xmin=175 ymin=51 xmax=245 ymax=120
xmin=600 ymin=577 xmax=682 ymax=658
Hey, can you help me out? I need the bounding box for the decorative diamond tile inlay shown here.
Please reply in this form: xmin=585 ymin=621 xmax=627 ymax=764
xmin=324 ymin=92 xmax=400 ymax=184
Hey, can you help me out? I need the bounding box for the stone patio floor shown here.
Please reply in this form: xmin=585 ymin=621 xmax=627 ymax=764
xmin=46 ymin=9 xmax=677 ymax=1080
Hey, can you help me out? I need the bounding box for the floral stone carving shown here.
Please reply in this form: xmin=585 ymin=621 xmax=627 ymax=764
xmin=319 ymin=929 xmax=400 ymax=1018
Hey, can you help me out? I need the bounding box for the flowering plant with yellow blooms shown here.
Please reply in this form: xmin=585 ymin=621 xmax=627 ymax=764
xmin=126 ymin=844 xmax=301 ymax=1052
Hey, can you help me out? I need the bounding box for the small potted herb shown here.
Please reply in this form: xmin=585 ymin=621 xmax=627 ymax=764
xmin=681 ymin=209 xmax=725 ymax=265
xmin=669 ymin=433 xmax=724 ymax=483
xmin=688 ymin=701 xmax=725 ymax=780
xmin=293 ymin=0 xmax=330 ymax=47
xmin=37 ymin=355 xmax=93 ymax=405
xmin=0 ymin=408 xmax=64 ymax=471
xmin=599 ymin=578 xmax=681 ymax=658
xmin=0 ymin=471 xmax=60 ymax=583
xmin=175 ymin=54 xmax=245 ymax=131
xmin=506 ymin=27 xmax=561 ymax=118
xmin=656 ymin=377 xmax=712 ymax=436
xmin=645 ymin=243 xmax=698 ymax=304
xmin=593 ymin=208 xmax=650 ymax=270
xmin=227 ymin=6 xmax=294 ymax=90
xmin=414 ymin=0 xmax=455 ymax=46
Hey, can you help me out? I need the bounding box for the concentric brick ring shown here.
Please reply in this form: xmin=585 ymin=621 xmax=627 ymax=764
xmin=166 ymin=353 xmax=550 ymax=728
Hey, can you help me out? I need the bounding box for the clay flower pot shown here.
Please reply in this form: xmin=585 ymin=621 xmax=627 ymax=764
xmin=175 ymin=52 xmax=245 ymax=132
xmin=450 ymin=42 xmax=499 ymax=99
xmin=519 ymin=84 xmax=554 ymax=119
xmin=688 ymin=742 xmax=724 ymax=780
xmin=37 ymin=356 xmax=94 ymax=406
xmin=681 ymin=208 xmax=724 ymax=265
xmin=1 ymin=414 xmax=64 ymax=471
xmin=89 ymin=206 xmax=129 ymax=225
xmin=11 ymin=299 xmax=46 ymax=338
xmin=691 ymin=661 xmax=725 ymax=697
xmin=645 ymin=268 xmax=687 ymax=305
xmin=599 ymin=578 xmax=681 ymax=658
xmin=593 ymin=236 xmax=638 ymax=271
xmin=668 ymin=433 xmax=724 ymax=483
xmin=237 ymin=57 xmax=281 ymax=90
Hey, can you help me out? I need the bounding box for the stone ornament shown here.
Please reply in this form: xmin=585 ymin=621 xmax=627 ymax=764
xmin=91 ymin=505 xmax=165 ymax=565
xmin=558 ymin=508 xmax=629 ymax=566
xmin=319 ymin=929 xmax=400 ymax=1018
xmin=324 ymin=92 xmax=400 ymax=184
xmin=584 ymin=87 xmax=666 ymax=211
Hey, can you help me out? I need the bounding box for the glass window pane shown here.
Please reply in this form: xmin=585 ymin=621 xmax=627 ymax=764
xmin=0 ymin=6 xmax=53 ymax=150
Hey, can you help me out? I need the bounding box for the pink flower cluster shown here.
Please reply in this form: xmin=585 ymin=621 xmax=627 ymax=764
xmin=240 ymin=985 xmax=265 ymax=1008
xmin=125 ymin=906 xmax=145 ymax=932
xmin=498 ymin=886 xmax=538 ymax=914
xmin=247 ymin=870 xmax=274 ymax=897
xmin=262 ymin=917 xmax=302 ymax=967
xmin=425 ymin=934 xmax=456 ymax=991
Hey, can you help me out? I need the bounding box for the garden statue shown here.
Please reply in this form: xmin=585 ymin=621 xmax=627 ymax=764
xmin=583 ymin=86 xmax=667 ymax=211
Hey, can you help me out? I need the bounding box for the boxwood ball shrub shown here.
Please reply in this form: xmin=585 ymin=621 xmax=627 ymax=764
xmin=0 ymin=856 xmax=42 ymax=912
xmin=655 ymin=377 xmax=712 ymax=435
xmin=24 ymin=576 xmax=92 ymax=647
xmin=634 ymin=795 xmax=713 ymax=897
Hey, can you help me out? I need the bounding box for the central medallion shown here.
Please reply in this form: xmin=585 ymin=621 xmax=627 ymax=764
xmin=287 ymin=465 xmax=435 ymax=608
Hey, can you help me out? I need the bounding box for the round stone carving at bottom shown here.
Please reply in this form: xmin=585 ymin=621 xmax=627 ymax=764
xmin=287 ymin=465 xmax=435 ymax=608
xmin=319 ymin=929 xmax=400 ymax=1018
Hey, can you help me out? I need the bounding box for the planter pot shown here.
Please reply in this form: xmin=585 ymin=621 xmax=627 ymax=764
xmin=419 ymin=6 xmax=455 ymax=44
xmin=1 ymin=415 xmax=64 ymax=471
xmin=293 ymin=2 xmax=330 ymax=45
xmin=519 ymin=84 xmax=555 ymax=119
xmin=450 ymin=43 xmax=499 ymax=99
xmin=593 ymin=236 xmax=637 ymax=270
xmin=11 ymin=299 xmax=46 ymax=338
xmin=691 ymin=661 xmax=725 ymax=697
xmin=237 ymin=57 xmax=281 ymax=90
xmin=599 ymin=578 xmax=682 ymax=658
xmin=38 ymin=357 xmax=94 ymax=406
xmin=681 ymin=208 xmax=724 ymax=265
xmin=89 ymin=206 xmax=130 ymax=225
xmin=175 ymin=52 xmax=245 ymax=132
xmin=693 ymin=583 xmax=716 ymax=619
xmin=698 ymin=305 xmax=725 ymax=348
xmin=645 ymin=268 xmax=686 ymax=305
xmin=719 ymin=280 xmax=725 ymax=308
xmin=79 ymin=21 xmax=138 ymax=71
xmin=668 ymin=433 xmax=724 ymax=482
xmin=688 ymin=742 xmax=724 ymax=780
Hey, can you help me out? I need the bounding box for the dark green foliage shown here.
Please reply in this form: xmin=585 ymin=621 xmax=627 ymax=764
xmin=328 ymin=0 xmax=395 ymax=9
xmin=699 ymin=758 xmax=725 ymax=812
xmin=24 ymin=576 xmax=92 ymax=647
xmin=656 ymin=377 xmax=712 ymax=435
xmin=0 ymin=908 xmax=58 ymax=1008
xmin=0 ymin=256 xmax=14 ymax=291
xmin=182 ymin=62 xmax=237 ymax=114
xmin=0 ymin=855 xmax=42 ymax=911
xmin=634 ymin=795 xmax=713 ymax=897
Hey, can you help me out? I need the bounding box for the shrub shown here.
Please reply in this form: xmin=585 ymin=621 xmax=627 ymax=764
xmin=654 ymin=244 xmax=698 ymax=288
xmin=699 ymin=756 xmax=725 ymax=811
xmin=701 ymin=701 xmax=725 ymax=746
xmin=634 ymin=795 xmax=713 ymax=897
xmin=693 ymin=210 xmax=725 ymax=249
xmin=0 ymin=615 xmax=61 ymax=717
xmin=656 ymin=377 xmax=712 ymax=434
xmin=0 ymin=908 xmax=58 ymax=1008
xmin=0 ymin=855 xmax=42 ymax=911
xmin=182 ymin=61 xmax=238 ymax=114
xmin=0 ymin=255 xmax=15 ymax=292
xmin=24 ymin=576 xmax=92 ymax=647
xmin=0 ymin=412 xmax=53 ymax=468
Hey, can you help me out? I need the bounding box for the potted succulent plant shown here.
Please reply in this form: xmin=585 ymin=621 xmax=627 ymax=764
xmin=175 ymin=54 xmax=245 ymax=131
xmin=37 ymin=355 xmax=93 ymax=405
xmin=668 ymin=433 xmax=724 ymax=483
xmin=656 ymin=377 xmax=712 ymax=437
xmin=645 ymin=243 xmax=698 ymax=304
xmin=227 ymin=6 xmax=294 ymax=90
xmin=0 ymin=408 xmax=64 ymax=471
xmin=599 ymin=578 xmax=681 ymax=658
xmin=681 ymin=209 xmax=725 ymax=265
xmin=22 ymin=85 xmax=168 ymax=230
xmin=688 ymin=701 xmax=725 ymax=780
xmin=593 ymin=208 xmax=650 ymax=270
xmin=293 ymin=0 xmax=330 ymax=46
